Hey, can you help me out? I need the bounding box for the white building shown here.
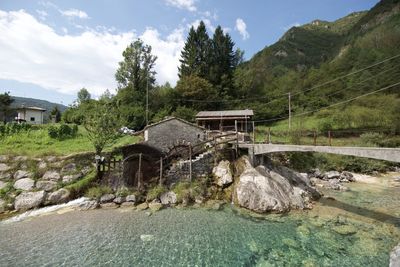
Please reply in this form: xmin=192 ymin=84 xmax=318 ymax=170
xmin=16 ymin=106 xmax=46 ymax=124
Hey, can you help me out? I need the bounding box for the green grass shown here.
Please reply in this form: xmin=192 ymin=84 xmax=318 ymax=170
xmin=65 ymin=170 xmax=98 ymax=198
xmin=0 ymin=124 xmax=141 ymax=157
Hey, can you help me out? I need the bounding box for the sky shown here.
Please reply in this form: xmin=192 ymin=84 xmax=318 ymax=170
xmin=0 ymin=0 xmax=379 ymax=105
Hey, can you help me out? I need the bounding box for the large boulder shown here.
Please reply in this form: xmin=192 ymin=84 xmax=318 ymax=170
xmin=14 ymin=170 xmax=32 ymax=180
xmin=160 ymin=191 xmax=177 ymax=205
xmin=42 ymin=171 xmax=61 ymax=181
xmin=36 ymin=180 xmax=58 ymax=192
xmin=390 ymin=243 xmax=400 ymax=267
xmin=125 ymin=194 xmax=136 ymax=203
xmin=113 ymin=196 xmax=125 ymax=204
xmin=213 ymin=160 xmax=233 ymax=187
xmin=235 ymin=157 xmax=319 ymax=213
xmin=13 ymin=178 xmax=35 ymax=191
xmin=0 ymin=172 xmax=12 ymax=180
xmin=14 ymin=191 xmax=46 ymax=211
xmin=47 ymin=188 xmax=70 ymax=205
xmin=0 ymin=163 xmax=11 ymax=172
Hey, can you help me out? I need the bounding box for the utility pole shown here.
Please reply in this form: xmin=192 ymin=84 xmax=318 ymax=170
xmin=288 ymin=92 xmax=291 ymax=130
xmin=146 ymin=74 xmax=149 ymax=126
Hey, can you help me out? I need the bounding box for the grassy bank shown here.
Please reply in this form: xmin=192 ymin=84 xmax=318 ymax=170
xmin=0 ymin=124 xmax=141 ymax=157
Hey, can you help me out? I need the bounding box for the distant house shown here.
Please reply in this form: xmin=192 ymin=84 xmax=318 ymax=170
xmin=195 ymin=109 xmax=254 ymax=132
xmin=15 ymin=106 xmax=46 ymax=124
xmin=140 ymin=117 xmax=206 ymax=153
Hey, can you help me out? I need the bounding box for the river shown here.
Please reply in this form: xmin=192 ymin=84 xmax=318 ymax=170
xmin=0 ymin=173 xmax=399 ymax=266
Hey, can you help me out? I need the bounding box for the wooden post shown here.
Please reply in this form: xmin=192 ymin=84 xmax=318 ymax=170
xmin=268 ymin=127 xmax=271 ymax=144
xmin=328 ymin=131 xmax=332 ymax=146
xmin=138 ymin=153 xmax=142 ymax=189
xmin=213 ymin=136 xmax=217 ymax=165
xmin=235 ymin=120 xmax=239 ymax=155
xmin=107 ymin=159 xmax=111 ymax=172
xmin=159 ymin=157 xmax=163 ymax=186
xmin=313 ymin=130 xmax=317 ymax=146
xmin=112 ymin=158 xmax=116 ymax=170
xmin=189 ymin=144 xmax=192 ymax=183
xmin=252 ymin=121 xmax=255 ymax=144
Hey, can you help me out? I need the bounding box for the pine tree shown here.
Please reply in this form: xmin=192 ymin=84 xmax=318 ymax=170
xmin=178 ymin=27 xmax=197 ymax=78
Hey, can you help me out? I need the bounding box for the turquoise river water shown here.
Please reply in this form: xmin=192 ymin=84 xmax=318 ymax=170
xmin=0 ymin=173 xmax=399 ymax=266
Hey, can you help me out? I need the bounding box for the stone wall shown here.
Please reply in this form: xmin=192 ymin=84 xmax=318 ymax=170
xmin=145 ymin=118 xmax=205 ymax=153
xmin=166 ymin=151 xmax=214 ymax=185
xmin=0 ymin=153 xmax=95 ymax=213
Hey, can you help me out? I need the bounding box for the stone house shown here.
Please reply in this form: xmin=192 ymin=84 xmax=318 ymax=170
xmin=15 ymin=106 xmax=46 ymax=124
xmin=141 ymin=117 xmax=206 ymax=153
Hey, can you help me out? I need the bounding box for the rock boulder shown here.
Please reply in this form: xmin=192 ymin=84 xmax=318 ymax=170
xmin=390 ymin=243 xmax=400 ymax=267
xmin=14 ymin=191 xmax=46 ymax=211
xmin=62 ymin=174 xmax=82 ymax=183
xmin=0 ymin=198 xmax=5 ymax=213
xmin=213 ymin=160 xmax=233 ymax=187
xmin=42 ymin=171 xmax=61 ymax=181
xmin=36 ymin=180 xmax=58 ymax=192
xmin=100 ymin=194 xmax=115 ymax=203
xmin=14 ymin=170 xmax=32 ymax=180
xmin=0 ymin=181 xmax=8 ymax=190
xmin=160 ymin=191 xmax=177 ymax=205
xmin=13 ymin=178 xmax=35 ymax=191
xmin=235 ymin=157 xmax=319 ymax=213
xmin=325 ymin=171 xmax=340 ymax=180
xmin=126 ymin=194 xmax=136 ymax=203
xmin=0 ymin=163 xmax=11 ymax=172
xmin=47 ymin=188 xmax=70 ymax=205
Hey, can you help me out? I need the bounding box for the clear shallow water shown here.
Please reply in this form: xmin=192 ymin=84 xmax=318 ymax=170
xmin=0 ymin=174 xmax=399 ymax=267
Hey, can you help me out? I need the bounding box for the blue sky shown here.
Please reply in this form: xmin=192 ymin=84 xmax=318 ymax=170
xmin=0 ymin=0 xmax=379 ymax=105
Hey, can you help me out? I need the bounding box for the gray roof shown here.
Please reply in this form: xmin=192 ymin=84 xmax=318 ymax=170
xmin=16 ymin=106 xmax=46 ymax=111
xmin=196 ymin=109 xmax=254 ymax=118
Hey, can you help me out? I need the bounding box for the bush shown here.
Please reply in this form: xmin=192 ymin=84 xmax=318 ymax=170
xmin=85 ymin=185 xmax=113 ymax=200
xmin=360 ymin=132 xmax=385 ymax=147
xmin=0 ymin=123 xmax=31 ymax=136
xmin=47 ymin=124 xmax=79 ymax=140
xmin=146 ymin=185 xmax=167 ymax=201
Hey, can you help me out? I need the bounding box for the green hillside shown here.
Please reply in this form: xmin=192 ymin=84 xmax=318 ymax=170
xmin=234 ymin=0 xmax=400 ymax=134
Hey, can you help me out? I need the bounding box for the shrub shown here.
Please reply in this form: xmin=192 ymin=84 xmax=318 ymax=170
xmin=85 ymin=185 xmax=113 ymax=200
xmin=360 ymin=132 xmax=385 ymax=147
xmin=146 ymin=185 xmax=167 ymax=201
xmin=47 ymin=124 xmax=79 ymax=140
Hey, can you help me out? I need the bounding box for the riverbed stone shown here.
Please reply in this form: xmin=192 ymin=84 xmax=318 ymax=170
xmin=332 ymin=225 xmax=358 ymax=235
xmin=126 ymin=194 xmax=136 ymax=203
xmin=120 ymin=202 xmax=135 ymax=208
xmin=390 ymin=243 xmax=400 ymax=267
xmin=113 ymin=196 xmax=125 ymax=204
xmin=42 ymin=171 xmax=61 ymax=181
xmin=14 ymin=156 xmax=28 ymax=162
xmin=14 ymin=170 xmax=32 ymax=180
xmin=14 ymin=191 xmax=46 ymax=211
xmin=47 ymin=188 xmax=70 ymax=205
xmin=36 ymin=180 xmax=58 ymax=192
xmin=100 ymin=194 xmax=115 ymax=203
xmin=213 ymin=160 xmax=233 ymax=187
xmin=78 ymin=200 xmax=99 ymax=210
xmin=160 ymin=191 xmax=177 ymax=205
xmin=13 ymin=178 xmax=35 ymax=191
xmin=136 ymin=202 xmax=148 ymax=211
xmin=149 ymin=202 xmax=163 ymax=212
xmin=325 ymin=171 xmax=340 ymax=180
xmin=62 ymin=173 xmax=82 ymax=183
xmin=0 ymin=163 xmax=11 ymax=172
xmin=0 ymin=155 xmax=8 ymax=162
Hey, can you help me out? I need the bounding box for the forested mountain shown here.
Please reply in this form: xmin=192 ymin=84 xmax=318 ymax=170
xmin=233 ymin=0 xmax=400 ymax=131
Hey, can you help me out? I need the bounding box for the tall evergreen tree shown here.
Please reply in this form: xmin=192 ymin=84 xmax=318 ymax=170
xmin=178 ymin=21 xmax=211 ymax=80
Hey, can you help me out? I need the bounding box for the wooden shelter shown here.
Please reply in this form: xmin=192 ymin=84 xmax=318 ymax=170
xmin=195 ymin=109 xmax=254 ymax=132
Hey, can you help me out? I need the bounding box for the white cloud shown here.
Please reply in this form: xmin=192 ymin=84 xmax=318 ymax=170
xmin=189 ymin=19 xmax=215 ymax=33
xmin=60 ymin=8 xmax=89 ymax=19
xmin=283 ymin=22 xmax=300 ymax=31
xmin=36 ymin=9 xmax=48 ymax=20
xmin=0 ymin=9 xmax=185 ymax=96
xmin=140 ymin=28 xmax=185 ymax=86
xmin=235 ymin=18 xmax=249 ymax=40
xmin=165 ymin=0 xmax=196 ymax=12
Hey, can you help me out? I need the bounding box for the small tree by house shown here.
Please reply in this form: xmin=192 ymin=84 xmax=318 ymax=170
xmin=0 ymin=92 xmax=14 ymax=124
xmin=84 ymin=103 xmax=120 ymax=155
xmin=50 ymin=106 xmax=61 ymax=123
